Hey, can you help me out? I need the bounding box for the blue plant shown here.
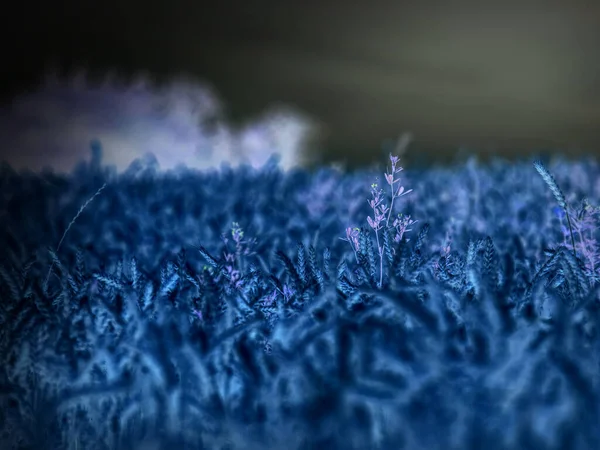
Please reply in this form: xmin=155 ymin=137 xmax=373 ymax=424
xmin=2 ymin=144 xmax=600 ymax=449
xmin=535 ymin=160 xmax=600 ymax=286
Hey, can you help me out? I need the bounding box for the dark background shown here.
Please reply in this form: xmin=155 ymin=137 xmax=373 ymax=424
xmin=3 ymin=0 xmax=600 ymax=169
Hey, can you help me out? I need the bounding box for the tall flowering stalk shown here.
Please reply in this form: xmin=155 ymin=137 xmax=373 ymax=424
xmin=367 ymin=180 xmax=388 ymax=288
xmin=554 ymin=199 xmax=600 ymax=286
xmin=341 ymin=153 xmax=415 ymax=288
xmin=220 ymin=221 xmax=256 ymax=290
xmin=535 ymin=161 xmax=600 ymax=287
xmin=385 ymin=154 xmax=413 ymax=227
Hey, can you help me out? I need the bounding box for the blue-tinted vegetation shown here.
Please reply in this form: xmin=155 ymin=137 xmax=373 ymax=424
xmin=1 ymin=141 xmax=600 ymax=449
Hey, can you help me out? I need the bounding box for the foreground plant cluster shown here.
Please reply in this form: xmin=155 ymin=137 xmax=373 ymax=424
xmin=1 ymin=143 xmax=600 ymax=450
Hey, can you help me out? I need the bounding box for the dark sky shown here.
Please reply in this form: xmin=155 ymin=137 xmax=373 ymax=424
xmin=3 ymin=0 xmax=600 ymax=170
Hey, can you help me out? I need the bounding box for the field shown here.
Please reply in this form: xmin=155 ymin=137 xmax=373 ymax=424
xmin=1 ymin=144 xmax=600 ymax=449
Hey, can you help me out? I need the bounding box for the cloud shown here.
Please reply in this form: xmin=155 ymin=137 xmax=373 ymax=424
xmin=0 ymin=72 xmax=326 ymax=174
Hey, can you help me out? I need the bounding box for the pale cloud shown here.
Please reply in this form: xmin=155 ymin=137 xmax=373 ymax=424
xmin=0 ymin=73 xmax=326 ymax=174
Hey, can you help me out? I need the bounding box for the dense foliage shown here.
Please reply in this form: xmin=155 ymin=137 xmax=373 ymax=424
xmin=1 ymin=142 xmax=600 ymax=449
